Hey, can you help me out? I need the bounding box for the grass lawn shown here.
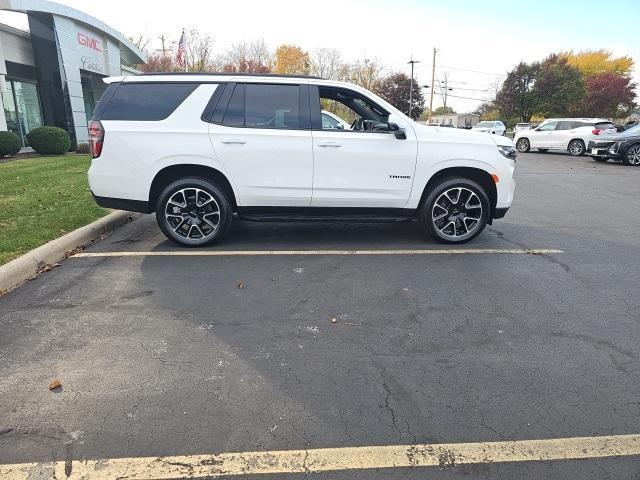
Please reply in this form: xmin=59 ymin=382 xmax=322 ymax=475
xmin=0 ymin=155 xmax=107 ymax=265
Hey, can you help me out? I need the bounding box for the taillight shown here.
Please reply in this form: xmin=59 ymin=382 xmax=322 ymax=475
xmin=88 ymin=120 xmax=104 ymax=158
xmin=592 ymin=128 xmax=601 ymax=135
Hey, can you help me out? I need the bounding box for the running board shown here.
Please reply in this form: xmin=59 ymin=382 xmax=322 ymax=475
xmin=235 ymin=207 xmax=417 ymax=223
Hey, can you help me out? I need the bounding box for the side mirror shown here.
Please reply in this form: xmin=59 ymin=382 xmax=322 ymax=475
xmin=388 ymin=122 xmax=406 ymax=139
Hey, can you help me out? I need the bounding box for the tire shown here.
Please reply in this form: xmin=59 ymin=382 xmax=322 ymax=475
xmin=516 ymin=138 xmax=530 ymax=153
xmin=420 ymin=177 xmax=490 ymax=244
xmin=537 ymin=149 xmax=549 ymax=152
xmin=622 ymin=144 xmax=640 ymax=166
xmin=568 ymin=139 xmax=585 ymax=156
xmin=156 ymin=177 xmax=233 ymax=247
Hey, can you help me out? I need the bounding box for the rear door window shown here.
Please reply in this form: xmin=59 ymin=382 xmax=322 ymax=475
xmin=245 ymin=84 xmax=300 ymax=129
xmin=100 ymin=83 xmax=197 ymax=121
xmin=219 ymin=83 xmax=303 ymax=130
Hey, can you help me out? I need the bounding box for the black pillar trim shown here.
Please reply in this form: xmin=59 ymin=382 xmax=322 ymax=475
xmin=27 ymin=12 xmax=77 ymax=148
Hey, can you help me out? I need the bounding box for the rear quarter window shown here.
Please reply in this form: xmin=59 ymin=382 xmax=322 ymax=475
xmin=100 ymin=83 xmax=198 ymax=121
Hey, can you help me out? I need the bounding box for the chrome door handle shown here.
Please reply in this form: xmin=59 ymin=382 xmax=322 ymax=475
xmin=221 ymin=139 xmax=247 ymax=144
xmin=317 ymin=142 xmax=341 ymax=148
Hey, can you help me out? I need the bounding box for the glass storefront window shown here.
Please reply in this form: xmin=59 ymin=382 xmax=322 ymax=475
xmin=2 ymin=79 xmax=43 ymax=148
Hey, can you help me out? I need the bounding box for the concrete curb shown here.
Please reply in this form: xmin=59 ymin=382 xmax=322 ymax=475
xmin=0 ymin=210 xmax=139 ymax=295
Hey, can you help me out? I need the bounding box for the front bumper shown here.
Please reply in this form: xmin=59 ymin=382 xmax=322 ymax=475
xmin=587 ymin=140 xmax=620 ymax=158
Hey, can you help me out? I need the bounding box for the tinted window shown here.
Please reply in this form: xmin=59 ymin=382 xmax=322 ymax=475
xmin=222 ymin=84 xmax=245 ymax=127
xmin=245 ymin=84 xmax=300 ymax=129
xmin=556 ymin=121 xmax=573 ymax=130
xmin=101 ymin=83 xmax=197 ymax=121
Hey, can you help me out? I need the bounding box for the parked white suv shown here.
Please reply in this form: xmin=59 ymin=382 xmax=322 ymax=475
xmin=514 ymin=118 xmax=616 ymax=156
xmin=88 ymin=74 xmax=516 ymax=246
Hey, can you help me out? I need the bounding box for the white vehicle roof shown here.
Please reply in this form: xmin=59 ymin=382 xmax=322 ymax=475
xmin=541 ymin=117 xmax=610 ymax=123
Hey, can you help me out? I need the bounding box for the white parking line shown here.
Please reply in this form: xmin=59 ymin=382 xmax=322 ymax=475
xmin=1 ymin=434 xmax=638 ymax=479
xmin=73 ymin=248 xmax=563 ymax=258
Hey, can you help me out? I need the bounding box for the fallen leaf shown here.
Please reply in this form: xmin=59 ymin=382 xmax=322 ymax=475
xmin=237 ymin=282 xmax=245 ymax=289
xmin=48 ymin=378 xmax=62 ymax=390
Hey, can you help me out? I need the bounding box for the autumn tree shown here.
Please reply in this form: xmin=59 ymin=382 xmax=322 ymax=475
xmin=274 ymin=44 xmax=309 ymax=75
xmin=534 ymin=54 xmax=584 ymax=118
xmin=140 ymin=52 xmax=179 ymax=73
xmin=434 ymin=106 xmax=456 ymax=115
xmin=374 ymin=72 xmax=425 ymax=119
xmin=348 ymin=58 xmax=384 ymax=90
xmin=562 ymin=49 xmax=634 ymax=77
xmin=495 ymin=61 xmax=541 ymax=122
xmin=571 ymin=73 xmax=637 ymax=118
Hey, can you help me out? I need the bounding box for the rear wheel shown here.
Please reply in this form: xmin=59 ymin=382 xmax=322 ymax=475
xmin=156 ymin=177 xmax=233 ymax=247
xmin=420 ymin=177 xmax=490 ymax=244
xmin=622 ymin=144 xmax=640 ymax=166
xmin=568 ymin=139 xmax=585 ymax=156
xmin=516 ymin=138 xmax=530 ymax=153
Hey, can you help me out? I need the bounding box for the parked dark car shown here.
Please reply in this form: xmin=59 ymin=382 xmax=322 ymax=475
xmin=588 ymin=125 xmax=640 ymax=166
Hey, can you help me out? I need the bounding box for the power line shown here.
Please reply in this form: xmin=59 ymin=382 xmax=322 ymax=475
xmin=417 ymin=64 xmax=505 ymax=76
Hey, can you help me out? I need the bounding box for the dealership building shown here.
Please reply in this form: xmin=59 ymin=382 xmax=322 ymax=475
xmin=0 ymin=0 xmax=145 ymax=148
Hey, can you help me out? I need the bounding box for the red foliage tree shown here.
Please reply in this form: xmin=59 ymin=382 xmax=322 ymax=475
xmin=572 ymin=72 xmax=637 ymax=118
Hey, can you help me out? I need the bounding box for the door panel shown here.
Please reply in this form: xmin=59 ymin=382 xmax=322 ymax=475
xmin=311 ymin=130 xmax=417 ymax=207
xmin=207 ymin=83 xmax=313 ymax=207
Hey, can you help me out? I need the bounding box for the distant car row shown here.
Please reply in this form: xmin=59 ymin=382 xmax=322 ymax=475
xmin=514 ymin=118 xmax=617 ymax=156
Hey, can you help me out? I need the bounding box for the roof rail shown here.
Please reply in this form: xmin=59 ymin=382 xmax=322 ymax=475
xmin=136 ymin=72 xmax=324 ymax=80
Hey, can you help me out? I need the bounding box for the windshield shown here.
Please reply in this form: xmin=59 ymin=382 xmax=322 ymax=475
xmin=622 ymin=125 xmax=640 ymax=136
xmin=476 ymin=121 xmax=494 ymax=128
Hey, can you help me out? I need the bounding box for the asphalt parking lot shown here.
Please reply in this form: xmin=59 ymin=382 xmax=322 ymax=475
xmin=1 ymin=152 xmax=640 ymax=479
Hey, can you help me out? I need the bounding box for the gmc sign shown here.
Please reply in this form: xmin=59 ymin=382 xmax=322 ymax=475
xmin=77 ymin=32 xmax=102 ymax=52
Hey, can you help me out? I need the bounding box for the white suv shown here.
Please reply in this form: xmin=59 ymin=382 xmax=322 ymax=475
xmin=88 ymin=73 xmax=516 ymax=246
xmin=514 ymin=118 xmax=616 ymax=156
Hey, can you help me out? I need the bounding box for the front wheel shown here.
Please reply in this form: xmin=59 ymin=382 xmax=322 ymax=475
xmin=420 ymin=178 xmax=490 ymax=244
xmin=568 ymin=139 xmax=585 ymax=156
xmin=156 ymin=177 xmax=233 ymax=247
xmin=622 ymin=144 xmax=640 ymax=166
xmin=516 ymin=138 xmax=530 ymax=153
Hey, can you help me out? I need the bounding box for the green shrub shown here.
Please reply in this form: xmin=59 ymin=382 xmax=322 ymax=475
xmin=0 ymin=131 xmax=21 ymax=157
xmin=26 ymin=126 xmax=71 ymax=155
xmin=76 ymin=143 xmax=90 ymax=154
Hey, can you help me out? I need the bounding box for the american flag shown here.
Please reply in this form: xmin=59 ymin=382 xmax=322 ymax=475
xmin=176 ymin=30 xmax=186 ymax=69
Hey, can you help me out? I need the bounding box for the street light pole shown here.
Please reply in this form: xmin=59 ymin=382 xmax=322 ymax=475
xmin=428 ymin=48 xmax=438 ymax=124
xmin=407 ymin=58 xmax=420 ymax=118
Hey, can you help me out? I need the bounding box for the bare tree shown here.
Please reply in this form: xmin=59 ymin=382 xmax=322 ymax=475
xmin=128 ymin=33 xmax=151 ymax=53
xmin=219 ymin=39 xmax=272 ymax=73
xmin=310 ymin=48 xmax=345 ymax=80
xmin=182 ymin=28 xmax=215 ymax=72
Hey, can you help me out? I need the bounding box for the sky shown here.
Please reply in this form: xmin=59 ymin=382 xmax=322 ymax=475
xmin=0 ymin=0 xmax=638 ymax=113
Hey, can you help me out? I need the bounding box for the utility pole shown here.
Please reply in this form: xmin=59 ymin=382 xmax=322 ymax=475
xmin=428 ymin=48 xmax=438 ymax=124
xmin=158 ymin=35 xmax=167 ymax=57
xmin=407 ymin=58 xmax=420 ymax=118
xmin=441 ymin=73 xmax=449 ymax=109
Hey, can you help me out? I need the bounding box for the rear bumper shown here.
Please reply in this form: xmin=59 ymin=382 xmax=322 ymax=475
xmin=92 ymin=193 xmax=152 ymax=213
